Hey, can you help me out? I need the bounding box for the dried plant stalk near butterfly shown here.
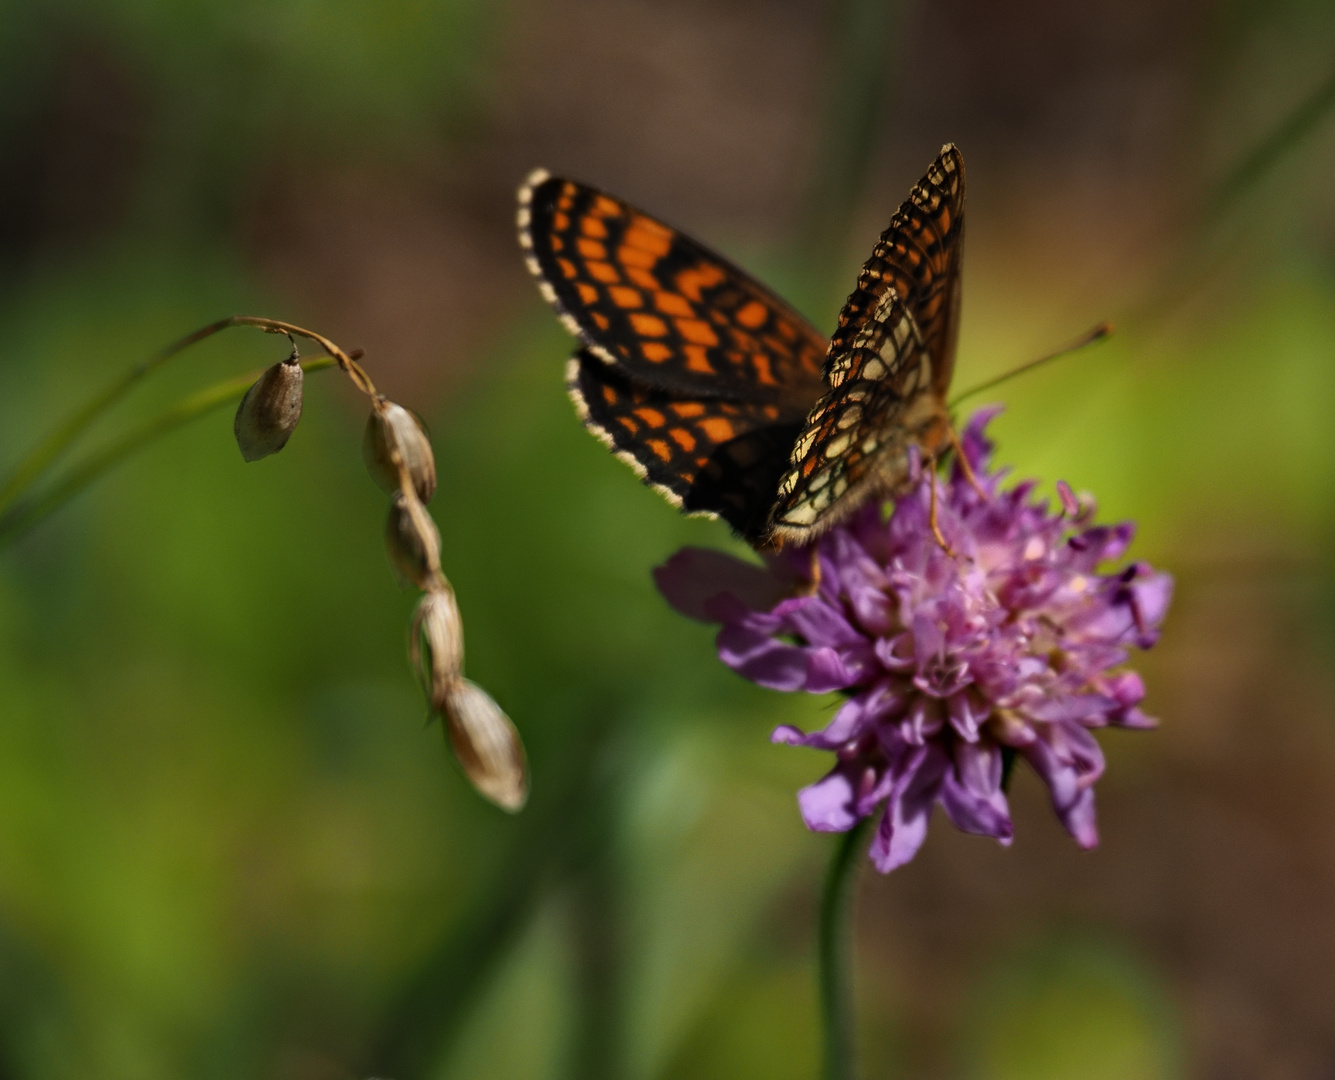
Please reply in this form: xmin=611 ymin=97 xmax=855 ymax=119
xmin=518 ymin=144 xmax=965 ymax=548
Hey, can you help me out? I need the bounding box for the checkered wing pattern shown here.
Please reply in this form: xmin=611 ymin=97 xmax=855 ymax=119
xmin=519 ymin=146 xmax=966 ymax=549
xmin=825 ymin=144 xmax=964 ymax=395
xmin=768 ymin=146 xmax=964 ymax=543
xmin=768 ymin=291 xmax=944 ymax=542
xmin=569 ymin=351 xmax=804 ymax=540
xmin=519 ymin=172 xmax=827 ymax=405
xmin=520 ymin=171 xmax=828 ymax=541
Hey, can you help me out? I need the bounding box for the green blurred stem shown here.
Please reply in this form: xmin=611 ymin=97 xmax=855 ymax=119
xmin=1210 ymin=66 xmax=1335 ymax=219
xmin=0 ymin=318 xmax=236 ymax=516
xmin=0 ymin=357 xmax=334 ymax=545
xmin=819 ymin=815 xmax=872 ymax=1080
xmin=0 ymin=315 xmax=372 ymax=521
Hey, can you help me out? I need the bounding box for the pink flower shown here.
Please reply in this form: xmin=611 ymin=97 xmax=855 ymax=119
xmin=655 ymin=409 xmax=1171 ymax=872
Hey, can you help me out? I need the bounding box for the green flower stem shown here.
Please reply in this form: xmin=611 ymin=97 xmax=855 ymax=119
xmin=818 ymin=815 xmax=872 ymax=1080
xmin=0 ymin=356 xmax=334 ymax=545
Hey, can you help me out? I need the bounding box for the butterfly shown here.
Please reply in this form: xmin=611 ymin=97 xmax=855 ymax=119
xmin=517 ymin=144 xmax=964 ymax=549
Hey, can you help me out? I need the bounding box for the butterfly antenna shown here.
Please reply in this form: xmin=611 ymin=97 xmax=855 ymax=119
xmin=949 ymin=322 xmax=1113 ymax=408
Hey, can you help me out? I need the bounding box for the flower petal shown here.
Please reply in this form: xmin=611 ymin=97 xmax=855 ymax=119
xmin=867 ymin=745 xmax=948 ymax=872
xmin=653 ymin=547 xmax=790 ymax=621
xmin=797 ymin=767 xmax=861 ymax=832
xmin=939 ymin=741 xmax=1013 ymax=842
xmin=716 ymin=623 xmax=811 ymax=691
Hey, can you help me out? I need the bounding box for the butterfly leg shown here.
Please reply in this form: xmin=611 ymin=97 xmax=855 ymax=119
xmin=947 ymin=425 xmax=988 ymax=499
xmin=927 ymin=456 xmax=955 ymax=556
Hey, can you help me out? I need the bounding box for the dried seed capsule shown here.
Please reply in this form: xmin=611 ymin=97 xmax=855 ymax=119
xmin=234 ymin=360 xmax=303 ymax=461
xmin=410 ymin=586 xmax=464 ymax=698
xmin=363 ymin=403 xmax=437 ymax=502
xmin=386 ymin=492 xmax=441 ymax=589
xmin=441 ymin=678 xmax=528 ymax=812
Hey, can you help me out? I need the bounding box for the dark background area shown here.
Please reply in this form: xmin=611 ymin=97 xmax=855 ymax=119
xmin=0 ymin=1 xmax=1333 ymax=1078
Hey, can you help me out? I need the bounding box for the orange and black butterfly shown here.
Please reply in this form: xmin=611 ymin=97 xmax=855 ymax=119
xmin=518 ymin=144 xmax=964 ymax=548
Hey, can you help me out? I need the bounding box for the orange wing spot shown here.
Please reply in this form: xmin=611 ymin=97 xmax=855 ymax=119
xmin=762 ymin=404 xmax=780 ymax=420
xmin=557 ymin=258 xmax=578 ymax=280
xmin=642 ymin=342 xmax=672 ymax=362
xmin=684 ymin=345 xmax=714 ymax=373
xmin=550 ymin=235 xmax=564 ymax=252
xmin=752 ymin=352 xmax=776 ymax=385
xmin=557 ymin=186 xmax=575 ymax=209
xmin=629 ymin=312 xmax=668 ymax=336
xmin=576 ymin=282 xmax=598 ymax=305
xmin=552 ymin=211 xmax=570 ymax=231
xmin=676 ymin=318 xmax=719 ymax=347
xmin=588 ymin=261 xmax=620 ymax=284
xmin=671 ymin=401 xmax=705 ymax=417
xmin=646 ymin=438 xmax=673 ymax=462
xmin=629 ymin=214 xmax=673 ymax=240
xmin=624 ymin=227 xmax=671 ymax=258
xmin=618 ymin=245 xmax=657 ymax=268
xmin=676 ymin=264 xmax=726 ymax=301
xmin=735 ymin=300 xmax=769 ymax=329
xmin=626 ymin=267 xmax=659 ymax=289
xmin=668 ymin=427 xmax=697 ymax=452
xmin=577 ymin=238 xmax=607 ymax=259
xmin=634 ymin=407 xmax=666 ymax=427
xmin=581 ymin=216 xmax=608 ymax=239
xmin=617 ymin=416 xmax=639 ymax=435
xmin=592 ymin=195 xmax=622 ymax=218
xmin=591 ymin=312 xmax=610 ymax=330
xmin=601 ymin=384 xmax=617 ymax=404
xmin=654 ymin=291 xmax=693 ymax=317
xmin=609 ymin=285 xmax=643 ymax=309
xmin=699 ymin=416 xmax=736 ymax=443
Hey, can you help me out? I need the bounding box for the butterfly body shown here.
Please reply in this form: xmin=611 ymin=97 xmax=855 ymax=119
xmin=518 ymin=145 xmax=965 ymax=548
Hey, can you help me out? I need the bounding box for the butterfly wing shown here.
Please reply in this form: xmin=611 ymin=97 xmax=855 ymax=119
xmin=767 ymin=147 xmax=965 ymax=544
xmin=519 ymin=171 xmax=827 ymax=406
xmin=569 ymin=350 xmax=804 ymax=539
xmin=521 ymin=171 xmax=829 ymax=542
xmin=520 ymin=147 xmax=966 ymax=550
xmin=826 ymin=144 xmax=964 ymax=396
xmin=768 ymin=292 xmax=945 ymax=543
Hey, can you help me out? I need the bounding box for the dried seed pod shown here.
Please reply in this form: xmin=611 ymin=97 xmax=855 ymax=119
xmin=410 ymin=586 xmax=463 ymax=699
xmin=364 ymin=403 xmax=436 ymax=502
xmin=441 ymin=678 xmax=528 ymax=812
xmin=386 ymin=492 xmax=441 ymax=589
xmin=234 ymin=360 xmax=303 ymax=461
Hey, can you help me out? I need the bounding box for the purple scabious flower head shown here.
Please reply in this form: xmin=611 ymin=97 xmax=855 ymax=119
xmin=654 ymin=408 xmax=1172 ymax=872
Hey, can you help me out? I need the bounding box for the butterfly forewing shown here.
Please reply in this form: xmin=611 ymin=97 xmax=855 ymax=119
xmin=520 ymin=172 xmax=827 ymax=407
xmin=825 ymin=145 xmax=964 ymax=396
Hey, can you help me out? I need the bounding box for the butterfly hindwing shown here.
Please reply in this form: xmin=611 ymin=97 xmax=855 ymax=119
xmin=769 ymin=290 xmax=943 ymax=542
xmin=520 ymin=172 xmax=827 ymax=408
xmin=569 ymin=350 xmax=803 ymax=540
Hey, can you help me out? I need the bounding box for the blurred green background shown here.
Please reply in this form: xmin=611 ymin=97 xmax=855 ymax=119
xmin=1 ymin=1 xmax=1334 ymax=1077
